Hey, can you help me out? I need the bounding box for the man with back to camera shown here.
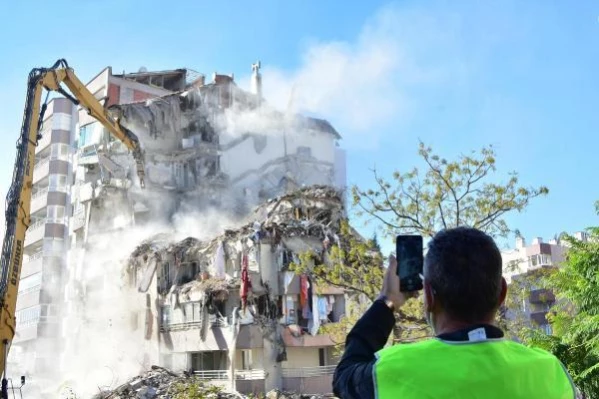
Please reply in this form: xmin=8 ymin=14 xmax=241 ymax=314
xmin=333 ymin=227 xmax=580 ymax=399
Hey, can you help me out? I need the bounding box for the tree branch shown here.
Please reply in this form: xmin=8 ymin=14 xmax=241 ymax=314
xmin=373 ymin=169 xmax=426 ymax=231
xmin=422 ymin=152 xmax=461 ymax=225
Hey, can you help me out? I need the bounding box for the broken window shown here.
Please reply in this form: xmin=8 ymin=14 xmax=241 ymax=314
xmin=177 ymin=262 xmax=198 ymax=285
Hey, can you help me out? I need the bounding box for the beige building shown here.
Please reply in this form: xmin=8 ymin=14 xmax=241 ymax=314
xmin=501 ymin=233 xmax=588 ymax=334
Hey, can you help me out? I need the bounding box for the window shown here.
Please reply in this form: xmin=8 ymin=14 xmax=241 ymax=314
xmin=161 ymin=306 xmax=171 ymax=325
xmin=79 ymin=122 xmax=105 ymax=149
xmin=46 ymin=205 xmax=65 ymax=223
xmin=182 ymin=302 xmax=203 ymax=323
xmin=43 ymin=238 xmax=64 ymax=254
xmin=49 ymin=175 xmax=67 ymax=192
xmin=528 ymin=254 xmax=552 ymax=268
xmin=241 ymin=350 xmax=252 ymax=370
xmin=51 ymin=113 xmax=72 ymax=131
xmin=160 ymin=262 xmax=171 ymax=291
xmin=191 ymin=351 xmax=226 ymax=371
xmin=50 ymin=143 xmax=69 ymax=161
xmin=319 ymin=348 xmax=326 ymax=367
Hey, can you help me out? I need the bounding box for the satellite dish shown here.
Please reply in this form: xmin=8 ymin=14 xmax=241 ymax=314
xmin=138 ymin=66 xmax=148 ymax=73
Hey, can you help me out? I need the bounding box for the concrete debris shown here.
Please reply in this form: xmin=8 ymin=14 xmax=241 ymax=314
xmin=128 ymin=185 xmax=346 ymax=283
xmin=90 ymin=366 xmax=229 ymax=399
xmin=89 ymin=366 xmax=333 ymax=399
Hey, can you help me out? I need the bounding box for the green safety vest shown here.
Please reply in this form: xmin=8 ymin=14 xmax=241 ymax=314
xmin=374 ymin=338 xmax=575 ymax=399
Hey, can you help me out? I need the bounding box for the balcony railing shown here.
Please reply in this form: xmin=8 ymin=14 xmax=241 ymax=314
xmin=282 ymin=365 xmax=336 ymax=378
xmin=28 ymin=251 xmax=44 ymax=262
xmin=18 ymin=284 xmax=41 ymax=296
xmin=31 ymin=189 xmax=49 ymax=214
xmin=193 ymin=370 xmax=229 ymax=380
xmin=235 ymin=369 xmax=266 ymax=380
xmin=32 ymin=188 xmax=49 ymax=200
xmin=192 ymin=369 xmax=266 ymax=381
xmin=33 ymin=157 xmax=50 ymax=170
xmin=160 ymin=320 xmax=203 ymax=332
xmin=33 ymin=158 xmax=50 ymax=183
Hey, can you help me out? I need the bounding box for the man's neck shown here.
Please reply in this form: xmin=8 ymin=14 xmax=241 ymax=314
xmin=434 ymin=314 xmax=496 ymax=336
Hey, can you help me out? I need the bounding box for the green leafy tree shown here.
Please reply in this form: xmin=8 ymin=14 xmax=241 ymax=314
xmin=169 ymin=377 xmax=226 ymax=398
xmin=526 ymin=225 xmax=599 ymax=398
xmin=352 ymin=141 xmax=548 ymax=238
xmin=294 ymin=142 xmax=548 ymax=349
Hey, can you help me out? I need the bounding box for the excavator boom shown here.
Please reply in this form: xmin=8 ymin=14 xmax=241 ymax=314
xmin=0 ymin=59 xmax=145 ymax=395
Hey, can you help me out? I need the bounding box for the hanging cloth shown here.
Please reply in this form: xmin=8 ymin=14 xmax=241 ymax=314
xmin=240 ymin=254 xmax=252 ymax=311
xmin=300 ymin=275 xmax=309 ymax=308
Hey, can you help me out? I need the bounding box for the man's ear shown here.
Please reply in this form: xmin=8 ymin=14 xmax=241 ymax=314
xmin=424 ymin=280 xmax=435 ymax=313
xmin=498 ymin=277 xmax=508 ymax=307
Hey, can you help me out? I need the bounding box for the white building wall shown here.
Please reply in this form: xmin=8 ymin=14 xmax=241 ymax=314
xmin=220 ymin=132 xmax=336 ymax=182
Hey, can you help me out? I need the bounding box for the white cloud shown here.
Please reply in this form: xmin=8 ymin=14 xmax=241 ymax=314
xmin=246 ymin=4 xmax=467 ymax=146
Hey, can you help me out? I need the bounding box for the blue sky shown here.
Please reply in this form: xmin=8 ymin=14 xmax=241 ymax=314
xmin=1 ymin=0 xmax=598 ymax=251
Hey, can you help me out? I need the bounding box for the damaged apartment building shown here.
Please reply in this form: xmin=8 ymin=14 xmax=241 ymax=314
xmin=11 ymin=60 xmax=347 ymax=395
xmin=127 ymin=186 xmax=348 ymax=394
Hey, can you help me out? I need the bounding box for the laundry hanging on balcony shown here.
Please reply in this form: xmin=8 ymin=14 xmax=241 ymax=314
xmin=240 ymin=253 xmax=252 ymax=311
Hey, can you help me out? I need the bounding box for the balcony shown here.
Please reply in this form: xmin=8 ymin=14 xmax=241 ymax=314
xmin=282 ymin=366 xmax=335 ymax=394
xmin=31 ymin=188 xmax=49 ymax=214
xmin=32 ymin=158 xmax=50 ymax=184
xmin=193 ymin=370 xmax=229 ymax=380
xmin=24 ymin=220 xmax=46 ymax=247
xmin=22 ymin=251 xmax=44 ymax=278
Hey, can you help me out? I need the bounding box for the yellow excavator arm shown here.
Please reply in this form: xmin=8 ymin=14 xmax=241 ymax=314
xmin=0 ymin=59 xmax=145 ymax=395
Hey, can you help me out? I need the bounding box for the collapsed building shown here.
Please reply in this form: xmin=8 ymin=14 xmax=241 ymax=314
xmin=122 ymin=186 xmax=348 ymax=395
xmin=9 ymin=61 xmax=349 ymax=397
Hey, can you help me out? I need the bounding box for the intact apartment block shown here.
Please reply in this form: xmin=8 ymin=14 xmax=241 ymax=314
xmin=12 ymin=61 xmax=348 ymax=396
xmin=501 ymin=233 xmax=589 ymax=335
xmin=10 ymin=98 xmax=76 ymax=372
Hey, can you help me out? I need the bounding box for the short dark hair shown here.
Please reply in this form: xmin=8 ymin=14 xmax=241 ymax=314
xmin=424 ymin=227 xmax=503 ymax=323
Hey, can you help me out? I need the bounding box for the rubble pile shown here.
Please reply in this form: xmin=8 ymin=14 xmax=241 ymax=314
xmin=128 ymin=185 xmax=346 ymax=284
xmin=88 ymin=366 xmax=334 ymax=399
xmin=90 ymin=366 xmax=234 ymax=399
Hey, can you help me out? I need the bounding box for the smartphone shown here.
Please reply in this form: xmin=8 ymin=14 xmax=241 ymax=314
xmin=396 ymin=235 xmax=424 ymax=292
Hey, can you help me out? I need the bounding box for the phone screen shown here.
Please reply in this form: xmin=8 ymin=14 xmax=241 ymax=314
xmin=396 ymin=235 xmax=424 ymax=292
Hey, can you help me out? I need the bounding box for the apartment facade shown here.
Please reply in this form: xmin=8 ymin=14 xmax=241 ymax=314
xmin=55 ymin=62 xmax=346 ymax=396
xmin=10 ymin=98 xmax=77 ymax=374
xmin=501 ymin=233 xmax=588 ymax=334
